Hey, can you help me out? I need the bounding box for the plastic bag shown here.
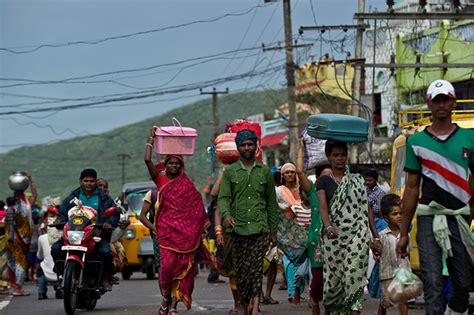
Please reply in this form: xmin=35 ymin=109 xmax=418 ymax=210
xmin=387 ymin=267 xmax=423 ymax=304
xmin=302 ymin=129 xmax=328 ymax=170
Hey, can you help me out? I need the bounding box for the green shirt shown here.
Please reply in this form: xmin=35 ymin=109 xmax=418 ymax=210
xmin=79 ymin=188 xmax=100 ymax=210
xmin=218 ymin=159 xmax=278 ymax=236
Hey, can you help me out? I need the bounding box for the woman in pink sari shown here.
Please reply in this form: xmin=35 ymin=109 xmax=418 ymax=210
xmin=156 ymin=155 xmax=209 ymax=314
xmin=145 ymin=145 xmax=210 ymax=314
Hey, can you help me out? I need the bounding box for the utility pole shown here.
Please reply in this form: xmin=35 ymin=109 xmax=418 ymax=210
xmin=117 ymin=153 xmax=131 ymax=186
xmin=200 ymin=87 xmax=229 ymax=177
xmin=283 ymin=0 xmax=298 ymax=163
xmin=350 ymin=0 xmax=366 ymax=164
xmin=263 ymin=0 xmax=311 ymax=162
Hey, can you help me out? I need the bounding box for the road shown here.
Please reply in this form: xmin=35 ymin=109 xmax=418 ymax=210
xmin=0 ymin=269 xmax=427 ymax=315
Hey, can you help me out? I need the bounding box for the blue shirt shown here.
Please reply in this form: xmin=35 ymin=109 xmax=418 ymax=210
xmin=79 ymin=188 xmax=100 ymax=210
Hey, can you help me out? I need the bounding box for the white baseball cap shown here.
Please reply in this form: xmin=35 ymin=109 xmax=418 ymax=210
xmin=427 ymin=79 xmax=456 ymax=101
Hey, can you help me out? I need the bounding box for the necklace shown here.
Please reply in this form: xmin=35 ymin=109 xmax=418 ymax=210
xmin=287 ymin=184 xmax=298 ymax=193
xmin=329 ymin=172 xmax=342 ymax=185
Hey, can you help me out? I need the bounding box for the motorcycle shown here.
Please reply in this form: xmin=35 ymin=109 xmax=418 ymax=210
xmin=54 ymin=201 xmax=117 ymax=315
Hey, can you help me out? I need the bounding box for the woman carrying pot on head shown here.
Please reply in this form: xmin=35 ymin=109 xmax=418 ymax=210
xmin=315 ymin=141 xmax=379 ymax=314
xmin=5 ymin=171 xmax=37 ymax=296
xmin=145 ymin=133 xmax=211 ymax=315
xmin=275 ymin=162 xmax=309 ymax=304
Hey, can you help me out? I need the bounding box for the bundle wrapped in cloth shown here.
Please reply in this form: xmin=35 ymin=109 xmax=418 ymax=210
xmin=301 ymin=129 xmax=327 ymax=170
xmin=387 ymin=266 xmax=423 ymax=304
xmin=67 ymin=199 xmax=98 ymax=223
xmin=214 ymin=133 xmax=240 ymax=165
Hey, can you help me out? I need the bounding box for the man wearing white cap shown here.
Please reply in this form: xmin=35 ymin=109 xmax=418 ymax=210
xmin=397 ymin=79 xmax=474 ymax=315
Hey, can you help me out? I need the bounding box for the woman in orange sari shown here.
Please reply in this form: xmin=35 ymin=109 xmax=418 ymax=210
xmin=145 ymin=133 xmax=209 ymax=315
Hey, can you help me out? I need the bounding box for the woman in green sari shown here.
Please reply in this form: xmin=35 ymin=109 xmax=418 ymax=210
xmin=316 ymin=141 xmax=372 ymax=314
xmin=296 ymin=138 xmax=331 ymax=315
xmin=296 ymin=139 xmax=330 ymax=315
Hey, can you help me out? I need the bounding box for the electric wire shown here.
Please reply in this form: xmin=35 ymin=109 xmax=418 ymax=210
xmin=0 ymin=4 xmax=273 ymax=54
xmin=0 ymin=62 xmax=285 ymax=116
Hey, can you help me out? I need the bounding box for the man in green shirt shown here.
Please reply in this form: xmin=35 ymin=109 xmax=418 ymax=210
xmin=218 ymin=129 xmax=278 ymax=315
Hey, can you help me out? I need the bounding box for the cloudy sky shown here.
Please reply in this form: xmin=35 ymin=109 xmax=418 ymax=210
xmin=0 ymin=0 xmax=381 ymax=152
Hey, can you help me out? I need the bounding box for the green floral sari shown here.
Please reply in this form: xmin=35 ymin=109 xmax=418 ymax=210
xmin=322 ymin=168 xmax=369 ymax=313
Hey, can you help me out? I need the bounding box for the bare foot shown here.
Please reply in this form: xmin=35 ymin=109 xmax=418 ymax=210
xmin=293 ymin=287 xmax=301 ymax=305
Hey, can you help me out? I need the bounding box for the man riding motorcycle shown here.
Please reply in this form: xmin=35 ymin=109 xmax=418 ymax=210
xmin=51 ymin=168 xmax=120 ymax=290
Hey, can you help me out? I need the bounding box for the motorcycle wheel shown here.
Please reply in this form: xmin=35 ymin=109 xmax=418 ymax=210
xmin=145 ymin=257 xmax=155 ymax=280
xmin=63 ymin=261 xmax=80 ymax=315
xmin=121 ymin=266 xmax=132 ymax=280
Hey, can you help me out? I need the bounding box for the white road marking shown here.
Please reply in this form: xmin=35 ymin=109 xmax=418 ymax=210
xmin=0 ymin=295 xmax=12 ymax=311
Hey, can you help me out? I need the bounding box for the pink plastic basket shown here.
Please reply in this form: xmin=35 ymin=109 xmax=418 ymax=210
xmin=154 ymin=118 xmax=197 ymax=156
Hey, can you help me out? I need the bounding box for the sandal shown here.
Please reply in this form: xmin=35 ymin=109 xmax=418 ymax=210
xmin=262 ymin=296 xmax=279 ymax=305
xmin=169 ymin=308 xmax=178 ymax=315
xmin=159 ymin=299 xmax=170 ymax=315
xmin=12 ymin=290 xmax=30 ymax=296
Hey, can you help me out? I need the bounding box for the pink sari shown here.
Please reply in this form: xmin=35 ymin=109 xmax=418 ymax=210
xmin=155 ymin=169 xmax=209 ymax=309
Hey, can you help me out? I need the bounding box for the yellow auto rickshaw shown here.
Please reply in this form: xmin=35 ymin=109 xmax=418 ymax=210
xmin=120 ymin=181 xmax=157 ymax=280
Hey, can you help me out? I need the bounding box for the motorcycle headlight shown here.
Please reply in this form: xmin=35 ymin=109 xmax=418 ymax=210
xmin=124 ymin=228 xmax=136 ymax=239
xmin=67 ymin=231 xmax=85 ymax=245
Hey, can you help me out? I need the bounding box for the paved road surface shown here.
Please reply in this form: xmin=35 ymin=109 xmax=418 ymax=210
xmin=0 ymin=269 xmax=427 ymax=315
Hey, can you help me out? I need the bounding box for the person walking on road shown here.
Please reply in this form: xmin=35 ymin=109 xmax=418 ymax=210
xmin=377 ymin=194 xmax=410 ymax=315
xmin=149 ymin=155 xmax=210 ymax=315
xmin=365 ymin=169 xmax=386 ymax=301
xmin=218 ymin=129 xmax=278 ymax=315
xmin=316 ymin=141 xmax=373 ymax=314
xmin=397 ymin=79 xmax=474 ymax=315
xmin=296 ymin=139 xmax=328 ymax=315
xmin=37 ymin=202 xmax=62 ymax=300
xmin=275 ymin=162 xmax=308 ymax=304
xmin=364 ymin=169 xmax=386 ymax=227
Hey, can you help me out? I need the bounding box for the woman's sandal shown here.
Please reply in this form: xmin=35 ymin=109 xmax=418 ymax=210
xmin=262 ymin=296 xmax=279 ymax=305
xmin=169 ymin=308 xmax=178 ymax=315
xmin=12 ymin=290 xmax=30 ymax=296
xmin=159 ymin=299 xmax=170 ymax=315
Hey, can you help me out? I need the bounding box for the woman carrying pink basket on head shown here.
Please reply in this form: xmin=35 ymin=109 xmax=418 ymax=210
xmin=144 ymin=121 xmax=214 ymax=315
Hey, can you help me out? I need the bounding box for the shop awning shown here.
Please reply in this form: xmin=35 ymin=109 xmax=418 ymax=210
xmin=261 ymin=132 xmax=288 ymax=148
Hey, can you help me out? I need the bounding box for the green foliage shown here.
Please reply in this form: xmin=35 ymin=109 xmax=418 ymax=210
xmin=0 ymin=90 xmax=287 ymax=199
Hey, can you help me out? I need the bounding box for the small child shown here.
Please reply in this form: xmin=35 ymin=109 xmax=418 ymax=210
xmin=377 ymin=193 xmax=410 ymax=315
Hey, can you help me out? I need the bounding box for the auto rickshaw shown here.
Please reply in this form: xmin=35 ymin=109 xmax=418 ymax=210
xmin=120 ymin=181 xmax=157 ymax=280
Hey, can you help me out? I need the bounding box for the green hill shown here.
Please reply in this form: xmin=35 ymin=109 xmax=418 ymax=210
xmin=1 ymin=89 xmax=289 ymax=200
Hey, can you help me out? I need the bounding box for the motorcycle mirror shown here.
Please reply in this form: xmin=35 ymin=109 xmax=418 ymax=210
xmin=103 ymin=207 xmax=117 ymax=218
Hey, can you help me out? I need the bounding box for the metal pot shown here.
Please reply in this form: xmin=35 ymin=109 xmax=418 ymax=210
xmin=8 ymin=171 xmax=29 ymax=191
